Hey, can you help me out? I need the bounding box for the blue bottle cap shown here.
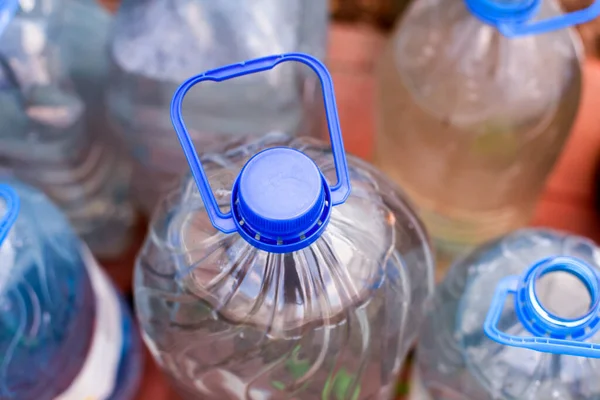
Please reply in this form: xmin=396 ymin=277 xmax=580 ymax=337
xmin=465 ymin=0 xmax=600 ymax=37
xmin=170 ymin=54 xmax=351 ymax=253
xmin=234 ymin=147 xmax=328 ymax=240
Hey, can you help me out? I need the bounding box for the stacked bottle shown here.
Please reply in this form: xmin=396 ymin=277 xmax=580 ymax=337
xmin=0 ymin=0 xmax=136 ymax=258
xmin=0 ymin=181 xmax=142 ymax=399
xmin=134 ymin=54 xmax=435 ymax=399
xmin=107 ymin=0 xmax=329 ymax=214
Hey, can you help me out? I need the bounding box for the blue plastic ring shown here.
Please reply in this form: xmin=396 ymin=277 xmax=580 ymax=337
xmin=515 ymin=256 xmax=600 ymax=340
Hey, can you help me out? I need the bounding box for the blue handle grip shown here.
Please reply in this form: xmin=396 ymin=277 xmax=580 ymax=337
xmin=0 ymin=184 xmax=19 ymax=246
xmin=499 ymin=0 xmax=600 ymax=37
xmin=170 ymin=53 xmax=351 ymax=234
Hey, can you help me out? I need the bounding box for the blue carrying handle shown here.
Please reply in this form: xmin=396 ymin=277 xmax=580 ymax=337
xmin=0 ymin=184 xmax=19 ymax=247
xmin=484 ymin=257 xmax=600 ymax=358
xmin=500 ymin=0 xmax=600 ymax=37
xmin=170 ymin=53 xmax=351 ymax=234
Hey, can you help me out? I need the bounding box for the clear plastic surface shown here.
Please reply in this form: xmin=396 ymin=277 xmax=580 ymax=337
xmin=107 ymin=0 xmax=329 ymax=214
xmin=135 ymin=135 xmax=435 ymax=400
xmin=416 ymin=228 xmax=600 ymax=400
xmin=0 ymin=1 xmax=135 ymax=258
xmin=0 ymin=180 xmax=141 ymax=400
xmin=375 ymin=0 xmax=583 ymax=269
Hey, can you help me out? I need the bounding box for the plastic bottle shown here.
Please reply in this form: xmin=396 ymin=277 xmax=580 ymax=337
xmin=375 ymin=0 xmax=600 ymax=270
xmin=107 ymin=0 xmax=329 ymax=215
xmin=414 ymin=228 xmax=600 ymax=399
xmin=57 ymin=0 xmax=113 ymax=142
xmin=134 ymin=53 xmax=435 ymax=399
xmin=0 ymin=0 xmax=136 ymax=258
xmin=0 ymin=181 xmax=142 ymax=399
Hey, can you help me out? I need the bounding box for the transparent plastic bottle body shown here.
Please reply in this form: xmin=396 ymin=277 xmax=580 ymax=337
xmin=135 ymin=135 xmax=435 ymax=400
xmin=107 ymin=0 xmax=329 ymax=214
xmin=0 ymin=181 xmax=142 ymax=400
xmin=0 ymin=2 xmax=135 ymax=258
xmin=416 ymin=228 xmax=600 ymax=400
xmin=375 ymin=0 xmax=583 ymax=268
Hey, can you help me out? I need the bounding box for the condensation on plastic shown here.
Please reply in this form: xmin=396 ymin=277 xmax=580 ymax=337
xmin=416 ymin=229 xmax=600 ymax=400
xmin=134 ymin=135 xmax=435 ymax=399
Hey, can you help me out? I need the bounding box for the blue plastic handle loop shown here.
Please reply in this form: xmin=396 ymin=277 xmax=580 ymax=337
xmin=0 ymin=184 xmax=19 ymax=247
xmin=500 ymin=0 xmax=600 ymax=37
xmin=466 ymin=0 xmax=600 ymax=37
xmin=170 ymin=53 xmax=351 ymax=235
xmin=0 ymin=0 xmax=17 ymax=39
xmin=484 ymin=256 xmax=600 ymax=358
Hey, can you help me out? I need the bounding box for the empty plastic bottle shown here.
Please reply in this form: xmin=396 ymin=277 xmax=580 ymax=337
xmin=0 ymin=181 xmax=142 ymax=399
xmin=414 ymin=228 xmax=600 ymax=400
xmin=107 ymin=0 xmax=329 ymax=215
xmin=134 ymin=54 xmax=435 ymax=400
xmin=375 ymin=0 xmax=600 ymax=270
xmin=0 ymin=0 xmax=136 ymax=258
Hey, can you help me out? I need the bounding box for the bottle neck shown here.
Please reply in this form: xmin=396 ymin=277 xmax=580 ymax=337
xmin=515 ymin=256 xmax=600 ymax=340
xmin=464 ymin=0 xmax=541 ymax=28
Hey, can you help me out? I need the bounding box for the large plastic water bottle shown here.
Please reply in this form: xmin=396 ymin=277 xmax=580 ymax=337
xmin=0 ymin=0 xmax=135 ymax=258
xmin=135 ymin=54 xmax=435 ymax=399
xmin=0 ymin=181 xmax=142 ymax=399
xmin=107 ymin=0 xmax=329 ymax=215
xmin=375 ymin=0 xmax=600 ymax=268
xmin=414 ymin=228 xmax=600 ymax=399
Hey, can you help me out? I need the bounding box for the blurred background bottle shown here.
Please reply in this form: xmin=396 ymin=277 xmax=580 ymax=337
xmin=0 ymin=0 xmax=136 ymax=259
xmin=107 ymin=0 xmax=329 ymax=215
xmin=375 ymin=0 xmax=586 ymax=274
xmin=0 ymin=181 xmax=142 ymax=399
xmin=414 ymin=228 xmax=600 ymax=399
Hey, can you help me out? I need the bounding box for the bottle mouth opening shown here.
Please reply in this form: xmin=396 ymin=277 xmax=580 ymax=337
xmin=535 ymin=270 xmax=593 ymax=321
xmin=515 ymin=257 xmax=600 ymax=339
